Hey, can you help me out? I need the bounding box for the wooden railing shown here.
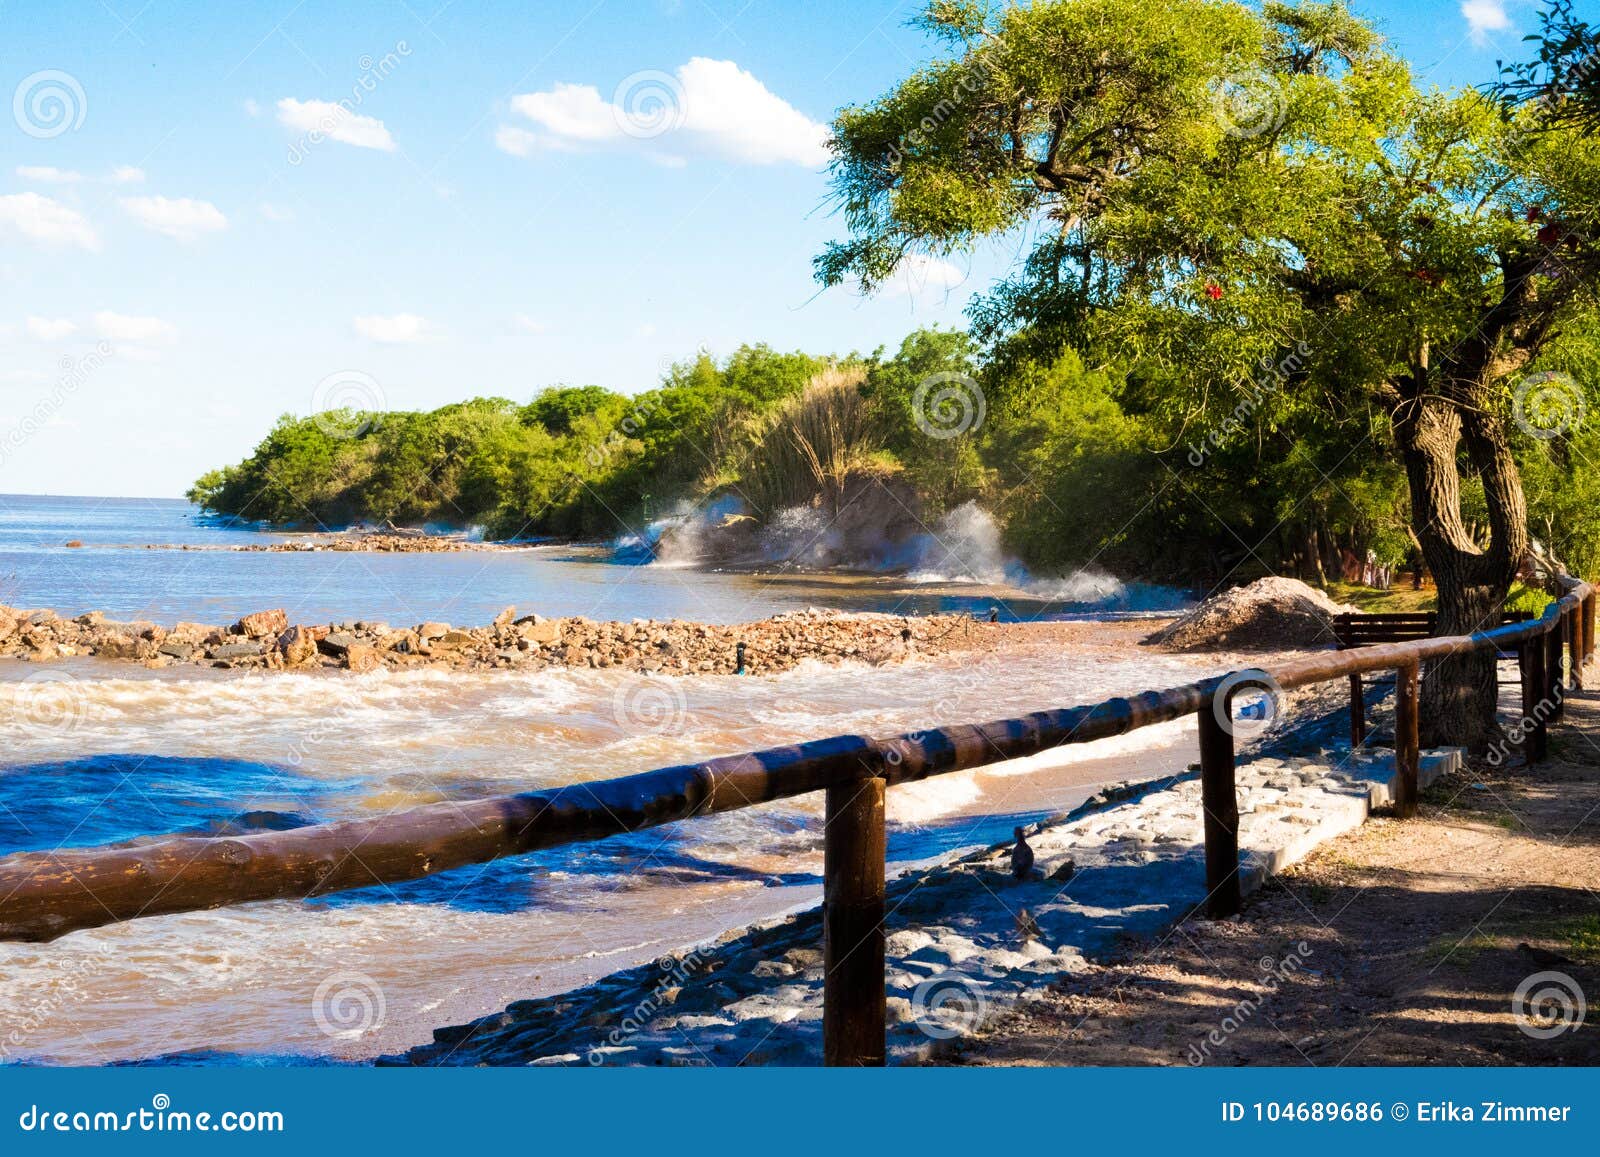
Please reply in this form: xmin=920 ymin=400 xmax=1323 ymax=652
xmin=0 ymin=580 xmax=1594 ymax=1066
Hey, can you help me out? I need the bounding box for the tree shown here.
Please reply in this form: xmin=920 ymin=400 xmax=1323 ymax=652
xmin=1495 ymin=0 xmax=1600 ymax=135
xmin=818 ymin=0 xmax=1600 ymax=749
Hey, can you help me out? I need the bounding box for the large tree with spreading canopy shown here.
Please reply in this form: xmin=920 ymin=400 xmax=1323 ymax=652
xmin=818 ymin=0 xmax=1600 ymax=749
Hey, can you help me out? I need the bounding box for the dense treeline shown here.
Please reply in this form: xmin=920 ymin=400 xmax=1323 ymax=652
xmin=189 ymin=326 xmax=1600 ymax=586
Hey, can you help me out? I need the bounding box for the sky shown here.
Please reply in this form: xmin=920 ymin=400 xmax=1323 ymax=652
xmin=0 ymin=0 xmax=1559 ymax=497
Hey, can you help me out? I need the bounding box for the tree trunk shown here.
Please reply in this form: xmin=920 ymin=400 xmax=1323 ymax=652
xmin=1392 ymin=387 xmax=1528 ymax=751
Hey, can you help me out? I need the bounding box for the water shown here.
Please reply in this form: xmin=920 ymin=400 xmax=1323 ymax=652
xmin=0 ymin=495 xmax=1185 ymax=625
xmin=0 ymin=494 xmax=1209 ymax=1065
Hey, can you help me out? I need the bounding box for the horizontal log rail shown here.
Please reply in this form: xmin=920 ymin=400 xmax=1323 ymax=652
xmin=0 ymin=579 xmax=1594 ymax=1066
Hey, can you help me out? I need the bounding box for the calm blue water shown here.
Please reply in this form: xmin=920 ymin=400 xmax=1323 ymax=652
xmin=0 ymin=493 xmax=1183 ymax=625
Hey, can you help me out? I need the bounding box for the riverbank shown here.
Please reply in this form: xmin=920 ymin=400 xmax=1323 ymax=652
xmin=954 ymin=667 xmax=1600 ymax=1066
xmin=385 ymin=680 xmax=1448 ymax=1066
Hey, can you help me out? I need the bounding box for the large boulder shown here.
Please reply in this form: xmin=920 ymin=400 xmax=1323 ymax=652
xmin=233 ymin=609 xmax=288 ymax=639
xmin=277 ymin=625 xmax=319 ymax=666
xmin=516 ymin=616 xmax=562 ymax=645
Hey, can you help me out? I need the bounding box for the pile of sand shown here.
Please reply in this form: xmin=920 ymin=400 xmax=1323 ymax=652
xmin=1143 ymin=576 xmax=1356 ymax=651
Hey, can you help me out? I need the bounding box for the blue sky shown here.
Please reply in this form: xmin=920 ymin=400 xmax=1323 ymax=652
xmin=0 ymin=0 xmax=1553 ymax=497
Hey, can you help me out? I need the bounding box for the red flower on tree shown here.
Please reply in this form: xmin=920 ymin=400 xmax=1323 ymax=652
xmin=1203 ymin=283 xmax=1223 ymax=300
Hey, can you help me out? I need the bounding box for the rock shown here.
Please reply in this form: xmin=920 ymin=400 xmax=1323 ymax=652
xmin=94 ymin=633 xmax=154 ymax=660
xmin=232 ymin=609 xmax=288 ymax=639
xmin=64 ymin=540 xmax=83 ymax=548
xmin=493 ymin=606 xmax=516 ymax=629
xmin=158 ymin=640 xmax=196 ymax=661
xmin=517 ymin=617 xmax=562 ymax=645
xmin=210 ymin=641 xmax=264 ymax=660
xmin=343 ymin=643 xmax=381 ymax=672
xmin=433 ymin=630 xmax=475 ymax=650
xmin=317 ymin=631 xmax=359 ymax=657
xmin=277 ymin=625 xmax=318 ymax=666
xmin=417 ymin=622 xmax=449 ymax=641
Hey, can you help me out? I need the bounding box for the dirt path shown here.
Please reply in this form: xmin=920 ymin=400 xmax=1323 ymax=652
xmin=950 ymin=672 xmax=1600 ymax=1067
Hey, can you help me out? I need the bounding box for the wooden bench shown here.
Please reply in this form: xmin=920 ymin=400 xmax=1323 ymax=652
xmin=1333 ymin=610 xmax=1534 ymax=746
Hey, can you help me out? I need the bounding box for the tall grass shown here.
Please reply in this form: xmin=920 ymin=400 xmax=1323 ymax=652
xmin=737 ymin=365 xmax=887 ymax=516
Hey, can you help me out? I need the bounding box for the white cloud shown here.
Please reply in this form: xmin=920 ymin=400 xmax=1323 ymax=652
xmin=94 ymin=311 xmax=178 ymax=343
xmin=0 ymin=192 xmax=98 ymax=249
xmin=110 ymin=165 xmax=146 ymax=184
xmin=354 ymin=313 xmax=431 ymax=343
xmin=16 ymin=165 xmax=82 ymax=183
xmin=882 ymin=253 xmax=967 ymax=300
xmin=277 ymin=98 xmax=397 ymax=151
xmin=500 ymin=58 xmax=828 ymax=166
xmin=1462 ymin=0 xmax=1510 ymax=43
xmin=511 ymin=314 xmax=547 ymax=335
xmin=119 ymin=196 xmax=228 ymax=241
xmin=26 ymin=316 xmax=77 ymax=341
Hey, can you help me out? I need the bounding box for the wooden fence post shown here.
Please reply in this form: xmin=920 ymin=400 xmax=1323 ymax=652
xmin=1394 ymin=661 xmax=1420 ymax=819
xmin=1521 ymin=639 xmax=1549 ymax=763
xmin=1348 ymin=673 xmax=1366 ymax=748
xmin=1584 ymin=594 xmax=1596 ymax=667
xmin=823 ymin=773 xmax=887 ymax=1067
xmin=1569 ymin=606 xmax=1584 ymax=693
xmin=1197 ymin=697 xmax=1241 ymax=919
xmin=1545 ymin=617 xmax=1564 ymax=724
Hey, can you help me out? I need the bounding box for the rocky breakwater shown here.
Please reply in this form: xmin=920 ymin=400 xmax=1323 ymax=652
xmin=0 ymin=603 xmax=999 ymax=676
xmin=137 ymin=533 xmax=524 ymax=553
